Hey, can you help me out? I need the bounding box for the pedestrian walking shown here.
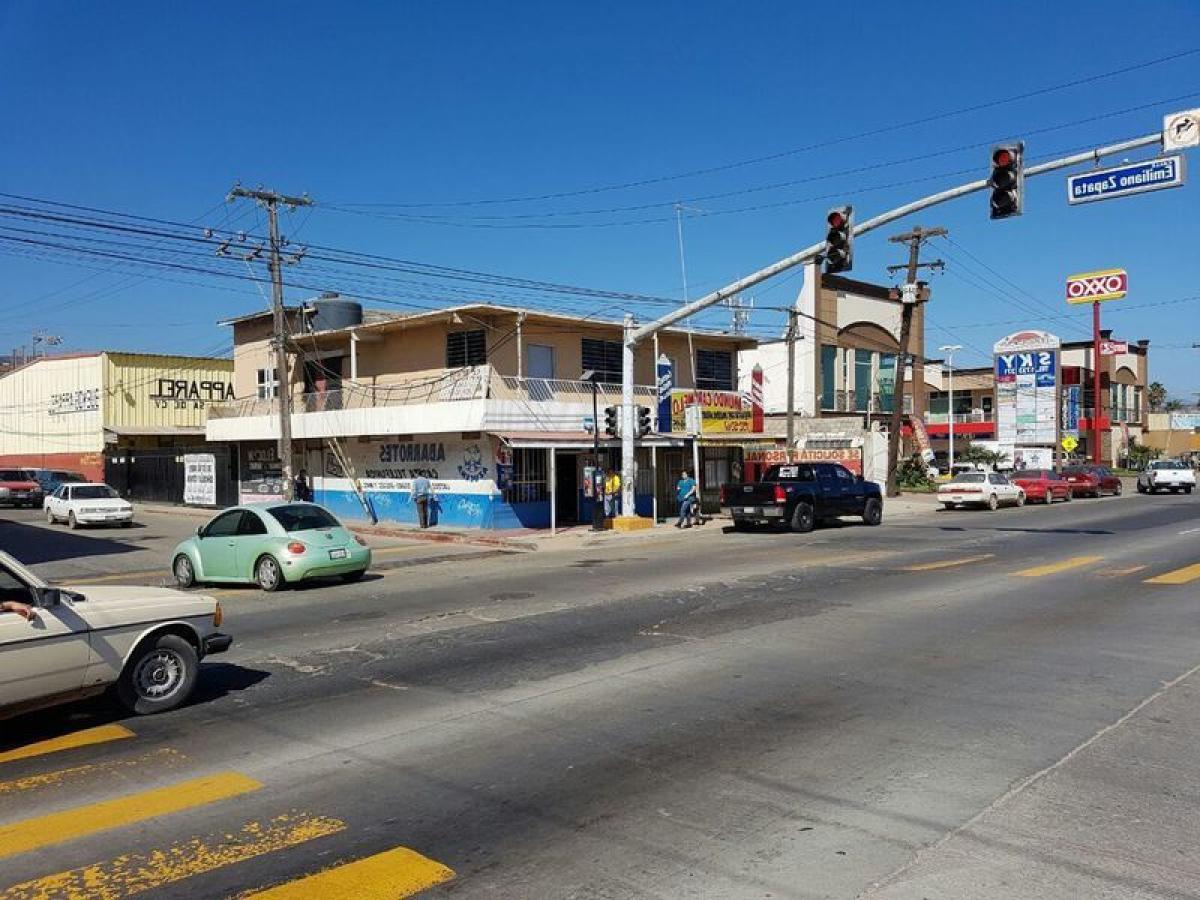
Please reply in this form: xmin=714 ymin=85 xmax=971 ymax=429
xmin=293 ymin=470 xmax=314 ymax=502
xmin=675 ymin=469 xmax=698 ymax=528
xmin=604 ymin=468 xmax=621 ymax=517
xmin=411 ymin=474 xmax=433 ymax=528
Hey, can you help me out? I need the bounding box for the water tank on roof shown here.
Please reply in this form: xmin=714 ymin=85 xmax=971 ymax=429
xmin=309 ymin=294 xmax=363 ymax=332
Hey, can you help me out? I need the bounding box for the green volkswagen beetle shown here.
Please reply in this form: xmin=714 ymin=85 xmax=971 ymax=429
xmin=171 ymin=503 xmax=371 ymax=591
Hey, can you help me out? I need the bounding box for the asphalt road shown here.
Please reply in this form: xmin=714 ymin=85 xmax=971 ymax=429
xmin=2 ymin=491 xmax=1199 ymax=899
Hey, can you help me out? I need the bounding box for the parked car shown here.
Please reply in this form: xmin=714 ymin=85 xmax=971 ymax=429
xmin=0 ymin=468 xmax=43 ymax=508
xmin=21 ymin=467 xmax=87 ymax=496
xmin=172 ymin=502 xmax=372 ymax=591
xmin=0 ymin=550 xmax=230 ymax=720
xmin=719 ymin=462 xmax=883 ymax=532
xmin=937 ymin=472 xmax=1025 ymax=510
xmin=1137 ymin=460 xmax=1196 ymax=494
xmin=950 ymin=462 xmax=989 ymax=477
xmin=1010 ymin=469 xmax=1073 ymax=504
xmin=45 ymin=482 xmax=134 ymax=528
xmin=1062 ymin=465 xmax=1123 ymax=498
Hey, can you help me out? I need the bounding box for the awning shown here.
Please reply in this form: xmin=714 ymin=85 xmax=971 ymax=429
xmin=489 ymin=430 xmax=687 ymax=450
xmin=104 ymin=425 xmax=206 ymax=440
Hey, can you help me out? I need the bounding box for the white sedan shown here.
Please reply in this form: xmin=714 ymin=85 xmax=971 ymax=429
xmin=0 ymin=551 xmax=231 ymax=720
xmin=45 ymin=482 xmax=134 ymax=528
xmin=938 ymin=472 xmax=1026 ymax=510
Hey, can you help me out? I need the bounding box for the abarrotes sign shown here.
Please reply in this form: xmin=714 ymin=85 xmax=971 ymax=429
xmin=1067 ymin=156 xmax=1185 ymax=205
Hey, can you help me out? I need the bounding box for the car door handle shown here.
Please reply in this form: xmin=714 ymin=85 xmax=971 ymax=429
xmin=226 ymin=541 xmax=236 ymax=546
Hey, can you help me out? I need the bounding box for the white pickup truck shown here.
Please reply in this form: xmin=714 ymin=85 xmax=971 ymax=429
xmin=1137 ymin=460 xmax=1196 ymax=495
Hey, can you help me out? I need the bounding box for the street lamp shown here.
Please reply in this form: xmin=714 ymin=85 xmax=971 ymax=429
xmin=581 ymin=369 xmax=604 ymax=532
xmin=939 ymin=345 xmax=962 ymax=473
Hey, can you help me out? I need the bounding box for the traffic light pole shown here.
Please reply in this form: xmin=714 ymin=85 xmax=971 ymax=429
xmin=614 ymin=130 xmax=1162 ymax=518
xmin=591 ymin=377 xmax=604 ymax=531
xmin=1092 ymin=301 xmax=1103 ymax=465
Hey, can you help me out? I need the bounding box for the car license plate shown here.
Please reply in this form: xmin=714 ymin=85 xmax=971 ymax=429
xmin=329 ymin=548 xmax=348 ymax=560
xmin=739 ymin=506 xmax=758 ymax=514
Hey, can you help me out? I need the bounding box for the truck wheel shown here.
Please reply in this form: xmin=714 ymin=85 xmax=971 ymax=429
xmin=68 ymin=511 xmax=80 ymax=529
xmin=116 ymin=632 xmax=199 ymax=715
xmin=790 ymin=502 xmax=815 ymax=534
xmin=942 ymin=502 xmax=955 ymax=511
xmin=1186 ymin=486 xmax=1193 ymax=495
xmin=45 ymin=507 xmax=56 ymax=524
xmin=862 ymin=498 xmax=883 ymax=526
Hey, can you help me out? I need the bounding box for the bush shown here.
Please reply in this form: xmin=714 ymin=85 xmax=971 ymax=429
xmin=897 ymin=455 xmax=933 ymax=488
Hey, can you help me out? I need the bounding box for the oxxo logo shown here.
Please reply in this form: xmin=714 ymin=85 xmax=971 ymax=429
xmin=1066 ymin=268 xmax=1127 ymax=305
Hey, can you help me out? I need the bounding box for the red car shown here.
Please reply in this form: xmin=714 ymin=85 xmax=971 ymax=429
xmin=0 ymin=468 xmax=44 ymax=508
xmin=1011 ymin=469 xmax=1073 ymax=504
xmin=1062 ymin=465 xmax=1122 ymax=498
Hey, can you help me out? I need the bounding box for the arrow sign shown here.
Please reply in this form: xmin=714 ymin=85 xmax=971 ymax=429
xmin=1067 ymin=155 xmax=1185 ymax=205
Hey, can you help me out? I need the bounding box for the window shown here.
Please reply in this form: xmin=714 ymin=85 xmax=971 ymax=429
xmin=503 ymin=448 xmax=548 ymax=504
xmin=854 ymin=350 xmax=872 ymax=412
xmin=695 ymin=349 xmax=733 ymax=391
xmin=268 ymin=505 xmax=340 ymax=532
xmin=446 ymin=329 xmax=487 ymax=367
xmin=835 ymin=466 xmax=855 ymax=483
xmin=581 ymin=338 xmax=622 ymax=384
xmin=204 ymin=510 xmax=245 ymax=538
xmin=526 ymin=344 xmax=554 ymax=380
xmin=73 ymin=486 xmax=118 ymax=500
xmin=878 ymin=354 xmax=897 ymax=412
xmin=238 ymin=512 xmax=269 ymax=536
xmin=256 ymin=367 xmax=279 ymax=400
xmin=820 ymin=346 xmax=837 ymax=410
xmin=0 ymin=566 xmax=33 ymax=606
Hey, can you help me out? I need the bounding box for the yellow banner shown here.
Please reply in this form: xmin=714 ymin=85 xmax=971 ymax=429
xmin=669 ymin=390 xmax=752 ymax=434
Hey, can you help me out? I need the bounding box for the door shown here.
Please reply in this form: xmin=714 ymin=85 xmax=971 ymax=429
xmin=235 ymin=509 xmax=271 ymax=576
xmin=197 ymin=510 xmax=245 ymax=579
xmin=834 ymin=465 xmax=864 ymax=515
xmin=0 ymin=564 xmax=90 ymax=706
xmin=48 ymin=485 xmax=68 ymax=519
xmin=815 ymin=465 xmax=846 ymax=516
xmin=555 ymin=452 xmax=578 ymax=524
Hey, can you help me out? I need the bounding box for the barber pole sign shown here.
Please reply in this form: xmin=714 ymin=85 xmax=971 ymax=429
xmin=750 ymin=364 xmax=764 ymax=433
xmin=1066 ymin=268 xmax=1127 ymax=304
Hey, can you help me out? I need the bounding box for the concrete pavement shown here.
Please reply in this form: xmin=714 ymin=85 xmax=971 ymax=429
xmin=1 ymin=490 xmax=1197 ymax=898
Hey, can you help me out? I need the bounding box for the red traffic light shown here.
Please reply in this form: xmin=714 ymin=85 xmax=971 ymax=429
xmin=993 ymin=147 xmax=1013 ymax=167
xmin=827 ymin=210 xmax=846 ymax=228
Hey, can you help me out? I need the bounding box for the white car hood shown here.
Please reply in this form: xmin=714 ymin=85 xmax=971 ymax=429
xmin=70 ymin=498 xmax=132 ymax=509
xmin=60 ymin=584 xmax=216 ymax=623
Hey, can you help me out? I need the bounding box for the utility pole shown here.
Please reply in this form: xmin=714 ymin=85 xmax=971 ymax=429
xmin=884 ymin=226 xmax=945 ymax=498
xmin=785 ymin=308 xmax=799 ymax=453
xmin=228 ymin=185 xmax=313 ymax=501
xmin=939 ymin=344 xmax=962 ymax=473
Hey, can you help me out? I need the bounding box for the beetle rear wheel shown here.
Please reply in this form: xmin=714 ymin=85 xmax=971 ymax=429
xmin=255 ymin=555 xmax=284 ymax=592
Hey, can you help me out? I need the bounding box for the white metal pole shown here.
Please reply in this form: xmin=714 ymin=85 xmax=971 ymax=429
xmin=621 ymin=314 xmax=636 ymax=518
xmin=650 ymin=444 xmax=658 ymax=524
xmin=549 ymin=448 xmax=556 ymax=535
xmin=939 ymin=344 xmax=961 ymax=474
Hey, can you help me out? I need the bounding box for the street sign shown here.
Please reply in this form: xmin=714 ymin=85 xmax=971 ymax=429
xmin=1066 ymin=155 xmax=1185 ymax=205
xmin=1066 ymin=269 xmax=1127 ymax=305
xmin=1061 ymin=435 xmax=1078 ymax=453
xmin=1099 ymin=340 xmax=1128 ymax=356
xmin=1164 ymin=109 xmax=1200 ymax=152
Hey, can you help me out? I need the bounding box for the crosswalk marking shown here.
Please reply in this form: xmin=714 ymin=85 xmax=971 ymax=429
xmin=0 ymin=812 xmax=344 ymax=900
xmin=1145 ymin=563 xmax=1200 ymax=585
xmin=1012 ymin=555 xmax=1103 ymax=578
xmin=0 ymin=748 xmax=182 ymax=797
xmin=0 ymin=725 xmax=134 ymax=766
xmin=0 ymin=771 xmax=261 ymax=860
xmin=904 ymin=554 xmax=995 ymax=571
xmin=242 ymin=846 xmax=455 ymax=899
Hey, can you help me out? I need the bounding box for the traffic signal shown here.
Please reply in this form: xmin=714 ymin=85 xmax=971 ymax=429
xmin=636 ymin=405 xmax=651 ymax=437
xmin=823 ymin=206 xmax=853 ymax=273
xmin=604 ymin=405 xmax=619 ymax=437
xmin=988 ymin=142 xmax=1024 ymax=219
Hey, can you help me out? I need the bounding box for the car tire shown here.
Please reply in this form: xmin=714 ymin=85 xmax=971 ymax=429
xmin=790 ymin=502 xmax=815 ymax=534
xmin=862 ymin=498 xmax=883 ymax=526
xmin=1186 ymin=486 xmax=1194 ymax=495
xmin=173 ymin=554 xmax=196 ymax=588
xmin=45 ymin=508 xmax=56 ymax=524
xmin=1114 ymin=482 xmax=1123 ymax=496
xmin=1136 ymin=482 xmax=1146 ymax=494
xmin=987 ymin=493 xmax=999 ymax=511
xmin=255 ymin=555 xmax=285 ymax=592
xmin=340 ymin=569 xmax=366 ymax=583
xmin=1016 ymin=492 xmax=1026 ymax=507
xmin=116 ymin=632 xmax=199 ymax=715
xmin=68 ymin=511 xmax=79 ymax=529
xmin=942 ymin=502 xmax=956 ymax=511
xmin=1064 ymin=490 xmax=1072 ymax=502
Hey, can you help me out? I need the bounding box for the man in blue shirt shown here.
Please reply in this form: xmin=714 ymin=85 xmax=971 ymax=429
xmin=411 ymin=474 xmax=433 ymax=528
xmin=675 ymin=470 xmax=697 ymax=528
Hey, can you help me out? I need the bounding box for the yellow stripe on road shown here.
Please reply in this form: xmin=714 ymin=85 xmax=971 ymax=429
xmin=1096 ymin=565 xmax=1148 ymax=578
xmin=0 ymin=771 xmax=261 ymax=860
xmin=1011 ymin=556 xmax=1103 ymax=578
xmin=1145 ymin=563 xmax=1200 ymax=585
xmin=0 ymin=724 xmax=134 ymax=766
xmin=904 ymin=554 xmax=995 ymax=572
xmin=0 ymin=812 xmax=344 ymax=900
xmin=0 ymin=748 xmax=182 ymax=797
xmin=243 ymin=846 xmax=455 ymax=899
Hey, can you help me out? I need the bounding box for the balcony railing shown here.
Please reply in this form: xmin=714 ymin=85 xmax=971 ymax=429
xmin=925 ymin=410 xmax=992 ymax=425
xmin=209 ymin=366 xmax=658 ymax=420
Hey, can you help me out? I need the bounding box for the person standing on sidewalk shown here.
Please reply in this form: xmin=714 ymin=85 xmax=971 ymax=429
xmin=293 ymin=470 xmax=314 ymax=503
xmin=675 ymin=469 xmax=698 ymax=528
xmin=604 ymin=468 xmax=621 ymax=518
xmin=411 ymin=474 xmax=433 ymax=528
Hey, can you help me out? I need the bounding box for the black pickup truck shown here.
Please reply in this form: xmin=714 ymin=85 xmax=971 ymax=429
xmin=719 ymin=462 xmax=884 ymax=532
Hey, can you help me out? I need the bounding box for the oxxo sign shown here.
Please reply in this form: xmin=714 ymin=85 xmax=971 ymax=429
xmin=1066 ymin=269 xmax=1127 ymax=305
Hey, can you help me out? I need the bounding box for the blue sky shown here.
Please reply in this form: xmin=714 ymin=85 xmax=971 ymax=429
xmin=1 ymin=0 xmax=1198 ymax=397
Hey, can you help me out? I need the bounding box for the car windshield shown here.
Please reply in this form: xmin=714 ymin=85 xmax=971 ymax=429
xmin=1150 ymin=461 xmax=1186 ymax=470
xmin=950 ymin=473 xmax=986 ymax=484
xmin=0 ymin=470 xmax=28 ymax=481
xmin=1012 ymin=470 xmax=1046 ymax=479
xmin=267 ymin=504 xmax=341 ymax=532
xmin=1062 ymin=467 xmax=1091 ymax=476
xmin=53 ymin=471 xmax=86 ymax=482
xmin=74 ymin=485 xmax=119 ymax=499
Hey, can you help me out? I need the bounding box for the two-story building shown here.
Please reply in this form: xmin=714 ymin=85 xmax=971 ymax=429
xmin=207 ymin=296 xmax=757 ymax=529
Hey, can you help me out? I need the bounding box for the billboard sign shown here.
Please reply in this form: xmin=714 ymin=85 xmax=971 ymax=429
xmin=183 ymin=454 xmax=217 ymax=506
xmin=1099 ymin=340 xmax=1128 ymax=356
xmin=994 ymin=331 xmax=1060 ymax=448
xmin=1066 ymin=269 xmax=1127 ymax=304
xmin=1066 ymin=156 xmax=1185 ymax=205
xmin=670 ymin=389 xmax=752 ymax=434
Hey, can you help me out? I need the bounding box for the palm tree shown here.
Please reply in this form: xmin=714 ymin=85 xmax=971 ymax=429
xmin=1147 ymin=382 xmax=1168 ymax=412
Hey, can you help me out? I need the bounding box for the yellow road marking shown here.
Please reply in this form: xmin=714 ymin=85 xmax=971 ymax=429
xmin=1012 ymin=555 xmax=1103 ymax=578
xmin=0 ymin=812 xmax=344 ymax=900
xmin=0 ymin=749 xmax=182 ymax=797
xmin=904 ymin=554 xmax=995 ymax=571
xmin=1096 ymin=565 xmax=1148 ymax=578
xmin=1145 ymin=563 xmax=1200 ymax=586
xmin=242 ymin=846 xmax=455 ymax=899
xmin=0 ymin=725 xmax=134 ymax=766
xmin=0 ymin=771 xmax=261 ymax=859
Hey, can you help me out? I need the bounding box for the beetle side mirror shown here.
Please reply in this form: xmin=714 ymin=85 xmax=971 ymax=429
xmin=196 ymin=525 xmax=205 ymax=538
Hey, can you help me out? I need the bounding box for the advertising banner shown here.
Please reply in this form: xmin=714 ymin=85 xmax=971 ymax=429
xmin=183 ymin=453 xmax=217 ymax=506
xmin=1062 ymin=385 xmax=1080 ymax=437
xmin=669 ymin=390 xmax=752 ymax=434
xmin=656 ymin=356 xmax=673 ymax=432
xmin=742 ymin=443 xmax=862 ymax=475
xmin=909 ymin=415 xmax=935 ymax=463
xmin=994 ymin=331 xmax=1061 ymax=450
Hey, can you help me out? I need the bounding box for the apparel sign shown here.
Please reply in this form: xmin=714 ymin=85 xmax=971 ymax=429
xmin=183 ymin=453 xmax=217 ymax=506
xmin=150 ymin=377 xmax=235 ymax=409
xmin=669 ymin=389 xmax=752 ymax=433
xmin=1066 ymin=269 xmax=1127 ymax=304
